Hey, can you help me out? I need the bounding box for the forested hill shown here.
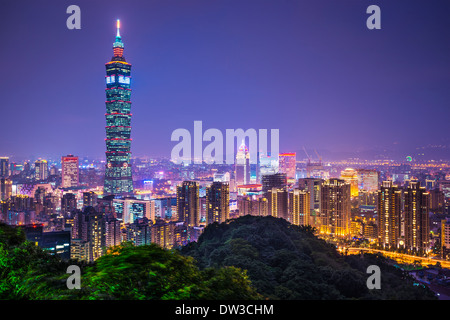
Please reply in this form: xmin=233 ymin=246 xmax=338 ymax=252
xmin=181 ymin=215 xmax=437 ymax=300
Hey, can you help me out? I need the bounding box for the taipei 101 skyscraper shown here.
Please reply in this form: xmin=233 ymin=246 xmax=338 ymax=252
xmin=103 ymin=20 xmax=134 ymax=196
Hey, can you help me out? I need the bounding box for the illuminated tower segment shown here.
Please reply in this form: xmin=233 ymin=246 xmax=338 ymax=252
xmin=104 ymin=20 xmax=134 ymax=196
xmin=235 ymin=140 xmax=250 ymax=186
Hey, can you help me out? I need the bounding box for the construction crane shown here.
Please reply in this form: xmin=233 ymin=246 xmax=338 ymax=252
xmin=314 ymin=149 xmax=322 ymax=164
xmin=303 ymin=146 xmax=311 ymax=164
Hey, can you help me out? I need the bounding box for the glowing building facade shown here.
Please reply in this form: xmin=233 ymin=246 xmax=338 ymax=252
xmin=205 ymin=181 xmax=230 ymax=225
xmin=377 ymin=181 xmax=401 ymax=249
xmin=357 ymin=169 xmax=379 ymax=192
xmin=235 ymin=140 xmax=250 ymax=186
xmin=404 ymin=181 xmax=430 ymax=254
xmin=278 ymin=153 xmax=296 ymax=180
xmin=319 ymin=179 xmax=351 ymax=238
xmin=104 ymin=20 xmax=134 ymax=196
xmin=34 ymin=160 xmax=48 ymax=181
xmin=289 ymin=189 xmax=310 ymax=226
xmin=340 ymin=168 xmax=358 ymax=197
xmin=177 ymin=181 xmax=200 ymax=227
xmin=61 ymin=155 xmax=79 ymax=188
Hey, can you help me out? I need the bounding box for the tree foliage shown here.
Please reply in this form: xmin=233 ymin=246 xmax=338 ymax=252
xmin=0 ymin=223 xmax=260 ymax=300
xmin=181 ymin=215 xmax=437 ymax=300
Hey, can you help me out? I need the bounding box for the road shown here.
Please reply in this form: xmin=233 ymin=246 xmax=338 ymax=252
xmin=344 ymin=247 xmax=450 ymax=268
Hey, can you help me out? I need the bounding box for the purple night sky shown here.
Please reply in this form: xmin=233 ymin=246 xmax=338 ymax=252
xmin=1 ymin=0 xmax=449 ymax=161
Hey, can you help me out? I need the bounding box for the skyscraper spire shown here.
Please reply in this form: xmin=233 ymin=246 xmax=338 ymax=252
xmin=104 ymin=20 xmax=134 ymax=197
xmin=113 ymin=19 xmax=124 ymax=60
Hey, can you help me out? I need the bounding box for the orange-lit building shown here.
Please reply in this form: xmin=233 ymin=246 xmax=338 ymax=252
xmin=340 ymin=168 xmax=358 ymax=197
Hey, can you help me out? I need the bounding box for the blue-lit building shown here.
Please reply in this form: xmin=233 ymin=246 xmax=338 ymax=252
xmin=104 ymin=20 xmax=134 ymax=196
xmin=22 ymin=225 xmax=71 ymax=261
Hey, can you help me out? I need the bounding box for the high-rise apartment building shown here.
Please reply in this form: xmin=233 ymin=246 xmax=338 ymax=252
xmin=429 ymin=189 xmax=445 ymax=214
xmin=125 ymin=218 xmax=151 ymax=246
xmin=83 ymin=191 xmax=98 ymax=208
xmin=105 ymin=216 xmax=122 ymax=248
xmin=104 ymin=20 xmax=134 ymax=196
xmin=61 ymin=193 xmax=77 ymax=217
xmin=86 ymin=208 xmax=106 ymax=262
xmin=71 ymin=239 xmax=90 ymax=262
xmin=267 ymin=188 xmax=289 ymax=220
xmin=72 ymin=208 xmax=106 ymax=262
xmin=151 ymin=219 xmax=176 ymax=249
xmin=0 ymin=178 xmax=12 ymax=201
xmin=297 ymin=178 xmax=322 ymax=227
xmin=289 ymin=189 xmax=310 ymax=226
xmin=238 ymin=197 xmax=268 ymax=217
xmin=441 ymin=218 xmax=450 ymax=259
xmin=177 ymin=181 xmax=200 ymax=227
xmin=404 ymin=181 xmax=430 ymax=254
xmin=205 ymin=181 xmax=230 ymax=225
xmin=377 ymin=181 xmax=402 ymax=249
xmin=320 ymin=179 xmax=351 ymax=237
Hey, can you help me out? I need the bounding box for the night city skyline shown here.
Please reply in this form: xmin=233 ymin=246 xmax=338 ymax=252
xmin=1 ymin=0 xmax=449 ymax=162
xmin=2 ymin=1 xmax=450 ymax=305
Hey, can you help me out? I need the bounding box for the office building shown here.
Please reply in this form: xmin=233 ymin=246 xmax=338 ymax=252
xmin=104 ymin=20 xmax=134 ymax=196
xmin=357 ymin=169 xmax=379 ymax=192
xmin=61 ymin=155 xmax=79 ymax=188
xmin=235 ymin=140 xmax=250 ymax=186
xmin=279 ymin=153 xmax=296 ymax=180
xmin=113 ymin=198 xmax=154 ymax=224
xmin=40 ymin=231 xmax=71 ymax=261
xmin=261 ymin=173 xmax=287 ymax=194
xmin=340 ymin=168 xmax=359 ymax=197
xmin=23 ymin=225 xmax=71 ymax=261
xmin=35 ymin=160 xmax=48 ymax=181
xmin=259 ymin=152 xmax=278 ymax=177
xmin=0 ymin=157 xmax=9 ymax=178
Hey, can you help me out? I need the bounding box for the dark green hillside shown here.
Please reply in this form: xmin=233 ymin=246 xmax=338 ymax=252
xmin=0 ymin=222 xmax=260 ymax=300
xmin=181 ymin=215 xmax=436 ymax=300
